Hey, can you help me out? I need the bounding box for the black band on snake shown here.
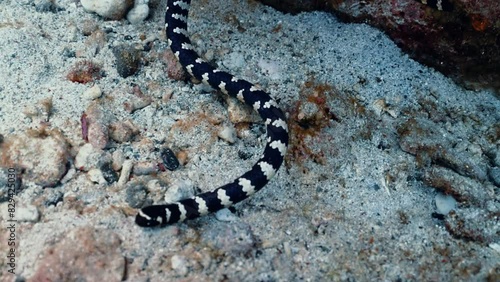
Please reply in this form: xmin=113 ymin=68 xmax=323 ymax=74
xmin=135 ymin=0 xmax=289 ymax=227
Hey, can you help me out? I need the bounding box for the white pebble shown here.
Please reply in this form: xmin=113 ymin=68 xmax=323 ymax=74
xmin=118 ymin=160 xmax=134 ymax=186
xmin=88 ymin=168 xmax=107 ymax=185
xmin=218 ymin=125 xmax=236 ymax=144
xmin=83 ymin=85 xmax=102 ymax=100
xmin=112 ymin=149 xmax=125 ymax=171
xmin=435 ymin=193 xmax=457 ymax=214
xmin=127 ymin=3 xmax=149 ymax=24
xmin=75 ymin=143 xmax=106 ymax=171
xmin=81 ymin=0 xmax=134 ymax=20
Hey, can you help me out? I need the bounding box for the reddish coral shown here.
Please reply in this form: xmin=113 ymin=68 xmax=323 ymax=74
xmin=67 ymin=60 xmax=103 ymax=84
xmin=470 ymin=14 xmax=489 ymax=32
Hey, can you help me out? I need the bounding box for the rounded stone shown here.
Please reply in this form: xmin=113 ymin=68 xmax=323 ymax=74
xmin=81 ymin=0 xmax=134 ymax=20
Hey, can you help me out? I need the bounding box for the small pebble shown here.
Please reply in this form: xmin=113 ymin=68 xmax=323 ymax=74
xmin=60 ymin=167 xmax=77 ymax=184
xmin=75 ymin=143 xmax=109 ymax=171
xmin=117 ymin=160 xmax=133 ymax=186
xmin=124 ymin=85 xmax=153 ymax=113
xmin=164 ymin=50 xmax=186 ymax=81
xmin=100 ymin=162 xmax=118 ymax=183
xmin=88 ymin=168 xmax=107 ymax=185
xmin=297 ymin=101 xmax=319 ymax=121
xmin=127 ymin=3 xmax=149 ymax=24
xmin=176 ymin=150 xmax=188 ymax=166
xmin=85 ymin=102 xmax=110 ymax=149
xmin=67 ymin=60 xmax=103 ymax=84
xmin=226 ymin=96 xmax=260 ymax=124
xmin=489 ymin=243 xmax=500 ymax=253
xmin=162 ymin=88 xmax=174 ymax=102
xmin=125 ymin=180 xmax=147 ymax=208
xmin=80 ymin=19 xmax=99 ymax=36
xmin=81 ymin=0 xmax=134 ymax=20
xmin=113 ymin=45 xmax=141 ymax=78
xmin=435 ymin=193 xmax=457 ymax=214
xmin=123 ymin=94 xmax=152 ymax=113
xmin=218 ymin=125 xmax=237 ymax=144
xmin=202 ymin=221 xmax=256 ymax=256
xmin=161 ymin=148 xmax=180 ymax=171
xmin=111 ymin=150 xmax=125 ymax=171
xmin=109 ymin=120 xmax=139 ymax=143
xmin=83 ymin=85 xmax=102 ymax=100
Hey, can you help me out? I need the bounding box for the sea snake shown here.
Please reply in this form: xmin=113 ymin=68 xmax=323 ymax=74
xmin=135 ymin=0 xmax=289 ymax=227
xmin=134 ymin=0 xmax=452 ymax=227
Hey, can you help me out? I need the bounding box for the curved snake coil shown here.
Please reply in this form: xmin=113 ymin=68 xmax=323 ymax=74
xmin=135 ymin=0 xmax=289 ymax=227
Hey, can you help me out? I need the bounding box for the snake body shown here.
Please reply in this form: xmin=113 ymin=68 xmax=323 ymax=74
xmin=135 ymin=0 xmax=452 ymax=227
xmin=135 ymin=0 xmax=289 ymax=227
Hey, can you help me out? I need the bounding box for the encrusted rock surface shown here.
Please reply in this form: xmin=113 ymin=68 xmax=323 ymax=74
xmin=29 ymin=227 xmax=125 ymax=281
xmin=0 ymin=129 xmax=69 ymax=187
xmin=259 ymin=0 xmax=500 ymax=91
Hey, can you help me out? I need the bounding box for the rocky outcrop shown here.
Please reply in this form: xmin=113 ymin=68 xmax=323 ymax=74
xmin=259 ymin=0 xmax=500 ymax=92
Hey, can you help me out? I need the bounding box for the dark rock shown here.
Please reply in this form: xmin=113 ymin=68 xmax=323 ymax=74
xmin=100 ymin=162 xmax=118 ymax=184
xmin=112 ymin=45 xmax=141 ymax=78
xmin=125 ymin=180 xmax=147 ymax=208
xmin=161 ymin=147 xmax=180 ymax=171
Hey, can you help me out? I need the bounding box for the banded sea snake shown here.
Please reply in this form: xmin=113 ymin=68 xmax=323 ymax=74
xmin=135 ymin=0 xmax=453 ymax=227
xmin=135 ymin=0 xmax=289 ymax=227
